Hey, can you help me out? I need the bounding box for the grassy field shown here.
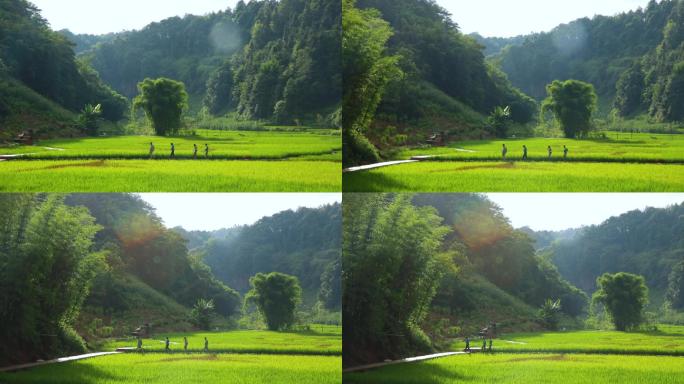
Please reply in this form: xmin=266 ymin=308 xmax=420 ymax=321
xmin=344 ymin=161 xmax=684 ymax=191
xmin=0 ymin=160 xmax=340 ymax=192
xmin=344 ymin=353 xmax=684 ymax=384
xmin=101 ymin=327 xmax=342 ymax=355
xmin=0 ymin=129 xmax=341 ymax=192
xmin=457 ymin=325 xmax=684 ymax=355
xmin=396 ymin=133 xmax=684 ymax=162
xmin=0 ymin=129 xmax=341 ymax=160
xmin=345 ymin=132 xmax=684 ymax=192
xmin=0 ymin=327 xmax=342 ymax=383
xmin=0 ymin=353 xmax=341 ymax=384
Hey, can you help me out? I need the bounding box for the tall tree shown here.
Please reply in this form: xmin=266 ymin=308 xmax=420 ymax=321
xmin=245 ymin=272 xmax=302 ymax=331
xmin=592 ymin=272 xmax=649 ymax=331
xmin=342 ymin=0 xmax=401 ymax=166
xmin=541 ymin=79 xmax=597 ymax=138
xmin=133 ymin=78 xmax=189 ymax=136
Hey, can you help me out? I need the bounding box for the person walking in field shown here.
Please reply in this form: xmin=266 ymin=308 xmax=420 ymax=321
xmin=170 ymin=143 xmax=175 ymax=159
xmin=489 ymin=338 xmax=493 ymax=352
xmin=502 ymin=144 xmax=508 ymax=160
xmin=149 ymin=142 xmax=155 ymax=158
xmin=204 ymin=144 xmax=209 ymax=158
xmin=482 ymin=336 xmax=487 ymax=352
xmin=137 ymin=336 xmax=143 ymax=351
xmin=522 ymin=145 xmax=528 ymax=160
xmin=204 ymin=337 xmax=209 ymax=352
xmin=165 ymin=337 xmax=170 ymax=351
xmin=464 ymin=336 xmax=471 ymax=352
xmin=548 ymin=145 xmax=553 ymax=159
xmin=184 ymin=337 xmax=188 ymax=352
xmin=563 ymin=145 xmax=569 ymax=159
xmin=193 ymin=144 xmax=198 ymax=159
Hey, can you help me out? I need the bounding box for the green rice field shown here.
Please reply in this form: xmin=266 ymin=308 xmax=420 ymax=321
xmin=344 ymin=132 xmax=684 ymax=192
xmin=0 ymin=327 xmax=342 ymax=383
xmin=0 ymin=129 xmax=341 ymax=192
xmin=0 ymin=353 xmax=341 ymax=384
xmin=344 ymin=353 xmax=684 ymax=384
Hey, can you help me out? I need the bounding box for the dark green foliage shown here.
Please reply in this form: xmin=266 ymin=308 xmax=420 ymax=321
xmin=232 ymin=0 xmax=341 ymax=122
xmin=549 ymin=203 xmax=684 ymax=303
xmin=319 ymin=258 xmax=341 ymax=310
xmin=667 ymin=261 xmax=684 ymax=310
xmin=133 ymin=78 xmax=189 ymax=135
xmin=541 ymin=80 xmax=597 ymax=138
xmin=190 ymin=298 xmax=215 ymax=330
xmin=487 ymin=106 xmax=511 ymax=138
xmin=0 ymin=0 xmax=127 ymax=125
xmin=614 ymin=62 xmax=646 ymax=116
xmin=65 ymin=194 xmax=241 ymax=318
xmin=77 ymin=104 xmax=102 ymax=136
xmin=342 ymin=0 xmax=401 ymax=166
xmin=0 ymin=195 xmax=102 ymax=365
xmin=246 ymin=272 xmax=302 ymax=331
xmin=538 ymin=299 xmax=562 ymax=330
xmin=343 ymin=194 xmax=451 ymax=363
xmin=593 ymin=272 xmax=649 ymax=331
xmin=203 ymin=60 xmax=234 ymax=116
xmin=470 ymin=33 xmax=526 ymax=57
xmin=200 ymin=204 xmax=341 ymax=308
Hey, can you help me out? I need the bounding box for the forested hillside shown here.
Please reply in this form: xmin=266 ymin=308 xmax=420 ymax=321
xmin=343 ymin=0 xmax=535 ymax=166
xmin=191 ymin=203 xmax=342 ymax=311
xmin=0 ymin=0 xmax=127 ymax=139
xmin=74 ymin=0 xmax=341 ymax=122
xmin=343 ymin=193 xmax=586 ymax=365
xmin=494 ymin=0 xmax=684 ymax=119
xmin=547 ymin=203 xmax=684 ymax=307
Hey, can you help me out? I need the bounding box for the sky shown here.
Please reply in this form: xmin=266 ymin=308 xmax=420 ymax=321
xmin=30 ymin=0 xmax=240 ymax=34
xmin=140 ymin=193 xmax=341 ymax=231
xmin=438 ymin=0 xmax=653 ymax=37
xmin=487 ymin=193 xmax=684 ymax=231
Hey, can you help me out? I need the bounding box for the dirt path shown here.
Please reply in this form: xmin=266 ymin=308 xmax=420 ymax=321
xmin=0 ymin=351 xmax=121 ymax=373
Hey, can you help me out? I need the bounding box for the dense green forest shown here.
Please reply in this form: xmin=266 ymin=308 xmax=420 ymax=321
xmin=542 ymin=203 xmax=684 ymax=308
xmin=184 ymin=203 xmax=342 ymax=311
xmin=0 ymin=0 xmax=127 ymax=139
xmin=70 ymin=0 xmax=341 ymax=123
xmin=0 ymin=194 xmax=341 ymax=366
xmin=1 ymin=0 xmax=340 ymax=142
xmin=343 ymin=193 xmax=586 ymax=366
xmin=343 ymin=0 xmax=536 ymax=166
xmin=492 ymin=0 xmax=684 ymax=119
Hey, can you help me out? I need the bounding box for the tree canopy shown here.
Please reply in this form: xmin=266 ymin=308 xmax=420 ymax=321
xmin=541 ymin=79 xmax=597 ymax=138
xmin=133 ymin=78 xmax=189 ymax=135
xmin=592 ymin=272 xmax=649 ymax=331
xmin=245 ymin=272 xmax=302 ymax=331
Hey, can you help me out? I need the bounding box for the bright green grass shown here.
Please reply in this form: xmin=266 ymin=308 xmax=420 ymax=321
xmin=343 ymin=353 xmax=684 ymax=384
xmin=343 ymin=161 xmax=684 ymax=192
xmin=102 ymin=327 xmax=342 ymax=355
xmin=0 ymin=129 xmax=341 ymax=160
xmin=0 ymin=353 xmax=341 ymax=384
xmin=0 ymin=160 xmax=341 ymax=192
xmin=396 ymin=132 xmax=684 ymax=162
xmin=479 ymin=325 xmax=684 ymax=355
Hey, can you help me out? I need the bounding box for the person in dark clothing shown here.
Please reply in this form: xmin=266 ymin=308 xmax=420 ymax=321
xmin=149 ymin=142 xmax=155 ymax=158
xmin=204 ymin=144 xmax=209 ymax=158
xmin=184 ymin=337 xmax=188 ymax=352
xmin=522 ymin=145 xmax=528 ymax=160
xmin=502 ymin=144 xmax=508 ymax=160
xmin=548 ymin=145 xmax=552 ymax=159
xmin=170 ymin=143 xmax=175 ymax=159
xmin=482 ymin=337 xmax=487 ymax=351
xmin=563 ymin=145 xmax=569 ymax=159
xmin=137 ymin=336 xmax=142 ymax=350
xmin=165 ymin=337 xmax=170 ymax=351
xmin=465 ymin=336 xmax=471 ymax=352
xmin=193 ymin=144 xmax=198 ymax=159
xmin=489 ymin=338 xmax=493 ymax=352
xmin=204 ymin=337 xmax=209 ymax=352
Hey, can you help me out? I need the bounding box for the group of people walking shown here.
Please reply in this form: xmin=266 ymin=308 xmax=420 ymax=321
xmin=136 ymin=336 xmax=209 ymax=353
xmin=463 ymin=323 xmax=496 ymax=353
xmin=502 ymin=144 xmax=569 ymax=160
xmin=149 ymin=142 xmax=209 ymax=159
